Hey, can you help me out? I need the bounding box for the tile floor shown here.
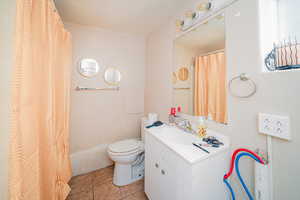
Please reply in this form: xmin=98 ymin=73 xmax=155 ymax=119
xmin=67 ymin=165 xmax=148 ymax=200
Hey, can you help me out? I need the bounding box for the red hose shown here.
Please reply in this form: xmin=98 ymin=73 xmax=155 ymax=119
xmin=224 ymin=148 xmax=265 ymax=179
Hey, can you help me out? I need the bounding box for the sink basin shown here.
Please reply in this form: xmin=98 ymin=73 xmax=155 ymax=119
xmin=145 ymin=125 xmax=230 ymax=164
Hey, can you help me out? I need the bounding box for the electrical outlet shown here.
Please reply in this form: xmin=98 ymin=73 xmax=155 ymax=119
xmin=258 ymin=113 xmax=291 ymax=140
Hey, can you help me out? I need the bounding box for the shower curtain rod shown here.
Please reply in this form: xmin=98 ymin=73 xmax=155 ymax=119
xmin=191 ymin=49 xmax=225 ymax=67
xmin=198 ymin=49 xmax=225 ymax=57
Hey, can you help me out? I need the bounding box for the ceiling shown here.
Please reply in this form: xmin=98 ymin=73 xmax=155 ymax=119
xmin=55 ymin=0 xmax=197 ymax=36
xmin=175 ymin=15 xmax=225 ymax=52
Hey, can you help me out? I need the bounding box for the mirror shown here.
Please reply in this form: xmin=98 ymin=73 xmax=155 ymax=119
xmin=173 ymin=13 xmax=227 ymax=124
xmin=178 ymin=67 xmax=189 ymax=81
xmin=104 ymin=67 xmax=122 ymax=85
xmin=78 ymin=58 xmax=100 ymax=77
xmin=277 ymin=0 xmax=300 ymax=41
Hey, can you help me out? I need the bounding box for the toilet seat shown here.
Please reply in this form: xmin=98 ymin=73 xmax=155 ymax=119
xmin=108 ymin=139 xmax=143 ymax=155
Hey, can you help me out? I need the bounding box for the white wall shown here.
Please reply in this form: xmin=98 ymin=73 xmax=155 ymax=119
xmin=0 ymin=0 xmax=16 ymax=199
xmin=66 ymin=23 xmax=146 ymax=175
xmin=145 ymin=0 xmax=300 ymax=199
xmin=0 ymin=1 xmax=15 ymax=199
xmin=145 ymin=23 xmax=174 ymax=122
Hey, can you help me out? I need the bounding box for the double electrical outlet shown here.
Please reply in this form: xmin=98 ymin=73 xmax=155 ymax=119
xmin=258 ymin=113 xmax=291 ymax=140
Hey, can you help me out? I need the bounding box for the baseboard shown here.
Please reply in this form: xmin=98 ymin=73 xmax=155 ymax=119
xmin=70 ymin=144 xmax=113 ymax=176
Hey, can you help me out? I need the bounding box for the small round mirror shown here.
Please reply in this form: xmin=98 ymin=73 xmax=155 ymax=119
xmin=104 ymin=68 xmax=121 ymax=85
xmin=78 ymin=58 xmax=100 ymax=77
xmin=178 ymin=67 xmax=189 ymax=81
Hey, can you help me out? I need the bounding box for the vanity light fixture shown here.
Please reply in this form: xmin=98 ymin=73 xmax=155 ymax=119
xmin=197 ymin=1 xmax=212 ymax=12
xmin=176 ymin=1 xmax=213 ymax=32
xmin=175 ymin=19 xmax=184 ymax=31
xmin=185 ymin=11 xmax=194 ymax=18
xmin=182 ymin=11 xmax=194 ymax=29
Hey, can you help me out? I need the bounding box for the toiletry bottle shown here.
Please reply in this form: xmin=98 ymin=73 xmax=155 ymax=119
xmin=177 ymin=106 xmax=182 ymax=117
xmin=168 ymin=107 xmax=176 ymax=124
xmin=197 ymin=117 xmax=207 ymax=138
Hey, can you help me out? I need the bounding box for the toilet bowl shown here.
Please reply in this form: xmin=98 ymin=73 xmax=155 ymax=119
xmin=107 ymin=118 xmax=149 ymax=186
xmin=108 ymin=139 xmax=144 ymax=186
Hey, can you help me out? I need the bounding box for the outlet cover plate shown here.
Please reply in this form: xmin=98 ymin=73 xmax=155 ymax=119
xmin=258 ymin=113 xmax=291 ymax=140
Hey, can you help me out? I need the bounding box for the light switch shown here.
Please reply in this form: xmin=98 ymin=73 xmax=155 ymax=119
xmin=258 ymin=113 xmax=291 ymax=140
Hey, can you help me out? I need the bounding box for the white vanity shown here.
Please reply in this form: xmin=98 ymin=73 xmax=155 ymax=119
xmin=144 ymin=125 xmax=230 ymax=200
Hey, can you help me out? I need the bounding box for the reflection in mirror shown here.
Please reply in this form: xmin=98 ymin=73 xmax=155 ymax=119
xmin=78 ymin=58 xmax=100 ymax=77
xmin=277 ymin=0 xmax=300 ymax=41
xmin=172 ymin=72 xmax=178 ymax=84
xmin=178 ymin=67 xmax=189 ymax=81
xmin=173 ymin=13 xmax=227 ymax=124
xmin=104 ymin=68 xmax=122 ymax=85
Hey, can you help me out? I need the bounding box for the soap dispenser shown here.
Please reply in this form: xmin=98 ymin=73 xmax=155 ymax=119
xmin=197 ymin=117 xmax=207 ymax=138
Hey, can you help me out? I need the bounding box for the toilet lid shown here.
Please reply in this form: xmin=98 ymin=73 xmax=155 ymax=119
xmin=108 ymin=139 xmax=142 ymax=153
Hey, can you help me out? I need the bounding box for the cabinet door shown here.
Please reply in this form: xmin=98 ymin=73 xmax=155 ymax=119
xmin=145 ymin=133 xmax=184 ymax=200
xmin=145 ymin=133 xmax=163 ymax=200
xmin=159 ymin=143 xmax=183 ymax=200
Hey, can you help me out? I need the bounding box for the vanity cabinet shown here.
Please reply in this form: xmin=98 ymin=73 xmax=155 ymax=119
xmin=144 ymin=127 xmax=230 ymax=200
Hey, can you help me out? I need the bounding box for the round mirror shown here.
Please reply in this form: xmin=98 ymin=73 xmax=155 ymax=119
xmin=178 ymin=67 xmax=189 ymax=81
xmin=78 ymin=58 xmax=100 ymax=77
xmin=104 ymin=68 xmax=121 ymax=85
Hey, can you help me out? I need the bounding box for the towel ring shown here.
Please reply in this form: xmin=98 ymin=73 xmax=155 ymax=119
xmin=228 ymin=73 xmax=257 ymax=98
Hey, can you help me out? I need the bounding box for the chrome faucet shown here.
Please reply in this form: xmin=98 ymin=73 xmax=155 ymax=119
xmin=174 ymin=117 xmax=196 ymax=134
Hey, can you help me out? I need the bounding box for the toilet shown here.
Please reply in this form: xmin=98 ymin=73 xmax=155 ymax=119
xmin=107 ymin=118 xmax=149 ymax=186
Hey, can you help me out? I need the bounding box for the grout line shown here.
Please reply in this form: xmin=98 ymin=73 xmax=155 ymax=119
xmin=92 ymin=179 xmax=95 ymax=200
xmin=70 ymin=165 xmax=146 ymax=200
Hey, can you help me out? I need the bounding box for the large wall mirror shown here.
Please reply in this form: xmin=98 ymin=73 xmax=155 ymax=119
xmin=172 ymin=13 xmax=227 ymax=124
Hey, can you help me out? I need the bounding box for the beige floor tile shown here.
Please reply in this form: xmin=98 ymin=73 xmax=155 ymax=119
xmin=120 ymin=179 xmax=144 ymax=198
xmin=122 ymin=191 xmax=148 ymax=200
xmin=92 ymin=165 xmax=114 ymax=186
xmin=69 ymin=172 xmax=93 ymax=185
xmin=67 ymin=166 xmax=147 ymax=200
xmin=94 ymin=182 xmax=122 ymax=200
xmin=69 ymin=173 xmax=93 ymax=195
xmin=66 ymin=190 xmax=93 ymax=200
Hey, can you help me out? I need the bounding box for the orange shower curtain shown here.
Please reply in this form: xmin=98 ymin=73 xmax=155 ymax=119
xmin=10 ymin=0 xmax=72 ymax=199
xmin=194 ymin=52 xmax=227 ymax=124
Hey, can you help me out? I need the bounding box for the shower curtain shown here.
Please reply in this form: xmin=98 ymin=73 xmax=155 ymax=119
xmin=194 ymin=52 xmax=227 ymax=124
xmin=10 ymin=0 xmax=72 ymax=199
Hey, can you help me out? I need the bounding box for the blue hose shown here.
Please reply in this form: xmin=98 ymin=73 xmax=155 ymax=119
xmin=223 ymin=178 xmax=235 ymax=200
xmin=235 ymin=152 xmax=261 ymax=200
xmin=224 ymin=152 xmax=263 ymax=200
